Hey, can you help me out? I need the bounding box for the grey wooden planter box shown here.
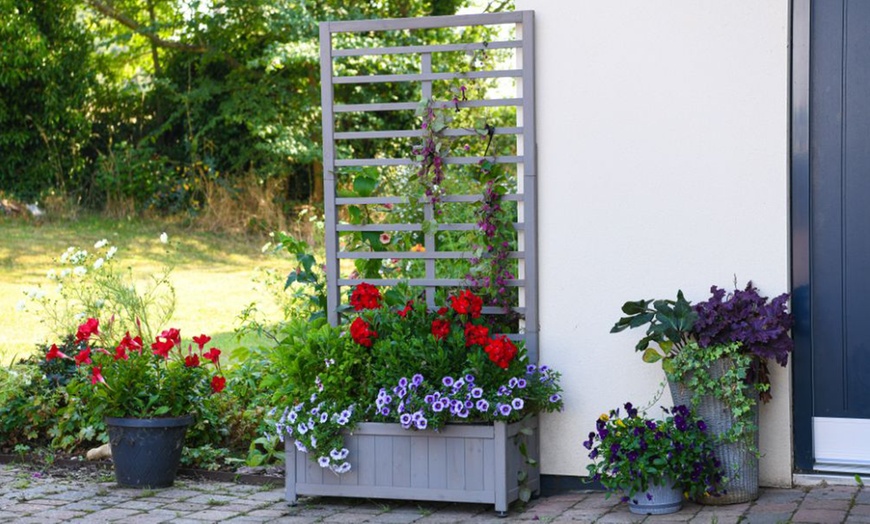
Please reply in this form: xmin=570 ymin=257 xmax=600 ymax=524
xmin=285 ymin=416 xmax=539 ymax=515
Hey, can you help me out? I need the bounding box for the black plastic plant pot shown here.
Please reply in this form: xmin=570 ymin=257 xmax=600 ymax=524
xmin=106 ymin=415 xmax=194 ymax=488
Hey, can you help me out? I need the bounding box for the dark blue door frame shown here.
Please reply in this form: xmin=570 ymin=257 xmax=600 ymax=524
xmin=790 ymin=0 xmax=813 ymax=473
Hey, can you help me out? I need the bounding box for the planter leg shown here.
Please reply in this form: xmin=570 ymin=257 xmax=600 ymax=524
xmin=285 ymin=439 xmax=298 ymax=506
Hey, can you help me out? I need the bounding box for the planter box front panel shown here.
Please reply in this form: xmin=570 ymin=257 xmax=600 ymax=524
xmin=285 ymin=419 xmax=539 ymax=512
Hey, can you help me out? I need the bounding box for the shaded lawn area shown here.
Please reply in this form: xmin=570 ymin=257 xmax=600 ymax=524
xmin=0 ymin=215 xmax=286 ymax=364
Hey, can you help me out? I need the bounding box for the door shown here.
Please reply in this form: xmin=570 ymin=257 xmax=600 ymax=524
xmin=793 ymin=0 xmax=870 ymax=473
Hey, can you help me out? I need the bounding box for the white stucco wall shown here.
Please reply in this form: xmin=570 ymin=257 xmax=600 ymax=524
xmin=515 ymin=1 xmax=792 ymax=486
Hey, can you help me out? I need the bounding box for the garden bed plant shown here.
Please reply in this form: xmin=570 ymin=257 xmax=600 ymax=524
xmin=268 ymin=282 xmax=563 ymax=476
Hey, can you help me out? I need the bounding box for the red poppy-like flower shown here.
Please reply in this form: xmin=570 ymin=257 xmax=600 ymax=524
xmin=397 ymin=301 xmax=414 ymax=318
xmin=484 ymin=336 xmax=518 ymax=369
xmin=117 ymin=332 xmax=144 ymax=354
xmin=193 ymin=334 xmax=211 ymax=351
xmin=75 ymin=348 xmax=92 ymax=367
xmin=450 ymin=290 xmax=483 ymax=319
xmin=90 ymin=365 xmax=106 ymax=385
xmin=437 ymin=307 xmax=449 ymax=316
xmin=75 ymin=318 xmax=100 ymax=342
xmin=114 ymin=344 xmax=129 ymax=361
xmin=46 ymin=344 xmax=70 ymax=361
xmin=431 ymin=319 xmax=450 ymax=340
xmin=350 ymin=283 xmax=382 ymax=311
xmin=350 ymin=317 xmax=377 ymax=347
xmin=158 ymin=328 xmax=181 ymax=347
xmin=184 ymin=354 xmax=200 ymax=368
xmin=151 ymin=338 xmax=174 ymax=359
xmin=211 ymin=375 xmax=226 ymax=393
xmin=464 ymin=323 xmax=490 ymax=347
xmin=203 ymin=348 xmax=221 ymax=364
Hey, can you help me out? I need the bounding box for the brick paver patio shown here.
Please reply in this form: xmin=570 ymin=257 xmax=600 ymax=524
xmin=1 ymin=464 xmax=867 ymax=523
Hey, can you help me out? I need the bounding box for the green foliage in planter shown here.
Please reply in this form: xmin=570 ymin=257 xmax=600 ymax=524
xmin=666 ymin=341 xmax=764 ymax=448
xmin=611 ymin=291 xmax=697 ymax=373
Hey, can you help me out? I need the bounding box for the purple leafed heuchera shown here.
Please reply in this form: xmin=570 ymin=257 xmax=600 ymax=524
xmin=692 ymin=281 xmax=794 ymax=367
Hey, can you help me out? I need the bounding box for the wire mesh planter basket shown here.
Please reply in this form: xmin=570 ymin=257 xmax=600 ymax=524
xmin=669 ymin=357 xmax=759 ymax=505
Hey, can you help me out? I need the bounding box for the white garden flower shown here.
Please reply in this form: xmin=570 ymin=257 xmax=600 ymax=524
xmin=60 ymin=269 xmax=71 ymax=278
xmin=46 ymin=269 xmax=57 ymax=280
xmin=73 ymin=266 xmax=87 ymax=277
xmin=94 ymin=239 xmax=108 ymax=249
xmin=106 ymin=246 xmax=118 ymax=259
xmin=159 ymin=232 xmax=168 ymax=244
xmin=71 ymin=250 xmax=87 ymax=264
xmin=93 ymin=258 xmax=104 ymax=270
xmin=15 ymin=300 xmax=26 ymax=312
xmin=60 ymin=247 xmax=74 ymax=263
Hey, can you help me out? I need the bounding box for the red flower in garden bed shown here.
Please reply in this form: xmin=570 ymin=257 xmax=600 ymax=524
xmin=46 ymin=317 xmax=227 ymax=419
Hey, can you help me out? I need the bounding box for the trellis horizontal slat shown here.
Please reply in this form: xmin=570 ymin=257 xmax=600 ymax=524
xmin=333 ymin=69 xmax=520 ymax=85
xmin=324 ymin=11 xmax=523 ymax=33
xmin=335 ymin=194 xmax=523 ymax=204
xmin=334 ymin=98 xmax=520 ymax=113
xmin=338 ymin=278 xmax=524 ymax=287
xmin=336 ymin=223 xmax=524 ymax=232
xmin=335 ymin=155 xmax=522 ymax=167
xmin=334 ymin=127 xmax=522 ymax=140
xmin=337 ymin=251 xmax=524 ymax=260
xmin=332 ymin=40 xmax=519 ymax=58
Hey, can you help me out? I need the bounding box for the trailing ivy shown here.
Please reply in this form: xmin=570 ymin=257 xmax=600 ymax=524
xmin=667 ymin=341 xmax=764 ymax=451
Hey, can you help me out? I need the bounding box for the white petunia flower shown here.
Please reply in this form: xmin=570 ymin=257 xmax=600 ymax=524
xmin=93 ymin=258 xmax=104 ymax=270
xmin=159 ymin=232 xmax=168 ymax=244
xmin=106 ymin=246 xmax=118 ymax=259
xmin=94 ymin=239 xmax=108 ymax=249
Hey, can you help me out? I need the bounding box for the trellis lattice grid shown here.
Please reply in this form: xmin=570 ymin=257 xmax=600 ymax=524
xmin=319 ymin=11 xmax=538 ymax=361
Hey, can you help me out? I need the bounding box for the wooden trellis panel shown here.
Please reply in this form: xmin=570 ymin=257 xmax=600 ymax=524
xmin=319 ymin=11 xmax=538 ymax=361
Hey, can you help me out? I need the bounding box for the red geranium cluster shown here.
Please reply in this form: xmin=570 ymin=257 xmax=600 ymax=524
xmin=484 ymin=335 xmax=518 ymax=369
xmin=350 ymin=317 xmax=377 ymax=347
xmin=450 ymin=290 xmax=483 ymax=318
xmin=431 ymin=319 xmax=450 ymax=340
xmin=464 ymin=323 xmax=490 ymax=347
xmin=345 ymin=283 xmax=519 ymax=370
xmin=350 ymin=282 xmax=382 ymax=311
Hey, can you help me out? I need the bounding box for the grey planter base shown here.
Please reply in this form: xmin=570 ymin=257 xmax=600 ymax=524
xmin=285 ymin=416 xmax=540 ymax=515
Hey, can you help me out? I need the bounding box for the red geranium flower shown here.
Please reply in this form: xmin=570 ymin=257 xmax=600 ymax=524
xmin=397 ymin=301 xmax=414 ymax=318
xmin=185 ymin=354 xmax=200 ymax=368
xmin=203 ymin=348 xmax=221 ymax=364
xmin=75 ymin=318 xmax=100 ymax=342
xmin=350 ymin=317 xmax=377 ymax=347
xmin=46 ymin=344 xmax=69 ymax=361
xmin=211 ymin=375 xmax=226 ymax=393
xmin=75 ymin=348 xmax=92 ymax=367
xmin=450 ymin=290 xmax=483 ymax=319
xmin=193 ymin=334 xmax=211 ymax=351
xmin=464 ymin=323 xmax=490 ymax=347
xmin=484 ymin=336 xmax=518 ymax=369
xmin=350 ymin=283 xmax=382 ymax=311
xmin=431 ymin=319 xmax=450 ymax=340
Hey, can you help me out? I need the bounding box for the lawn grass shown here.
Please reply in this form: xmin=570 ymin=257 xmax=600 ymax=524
xmin=0 ymin=215 xmax=291 ymax=365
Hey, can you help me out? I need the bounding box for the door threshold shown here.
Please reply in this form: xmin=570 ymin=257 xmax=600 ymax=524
xmin=793 ymin=472 xmax=869 ymax=487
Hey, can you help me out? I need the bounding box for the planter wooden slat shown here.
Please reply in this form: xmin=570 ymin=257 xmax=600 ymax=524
xmin=285 ymin=417 xmax=539 ymax=515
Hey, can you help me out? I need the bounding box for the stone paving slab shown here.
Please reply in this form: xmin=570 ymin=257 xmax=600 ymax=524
xmin=3 ymin=464 xmax=870 ymax=523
